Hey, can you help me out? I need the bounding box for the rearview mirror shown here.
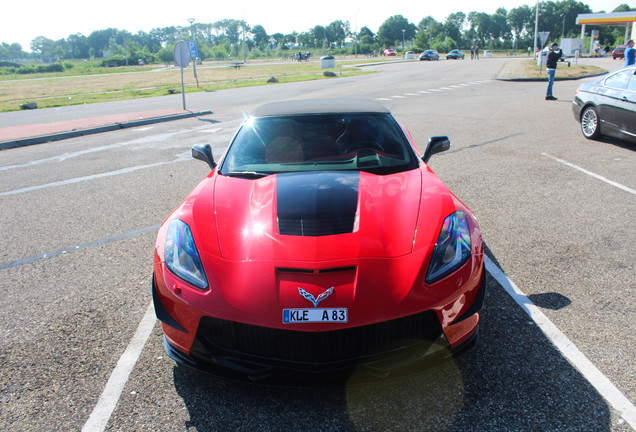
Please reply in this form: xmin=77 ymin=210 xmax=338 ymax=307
xmin=191 ymin=144 xmax=216 ymax=170
xmin=422 ymin=136 xmax=451 ymax=164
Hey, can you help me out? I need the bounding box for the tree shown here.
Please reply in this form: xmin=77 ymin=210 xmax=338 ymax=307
xmin=252 ymin=25 xmax=268 ymax=48
xmin=30 ymin=36 xmax=56 ymax=58
xmin=310 ymin=26 xmax=328 ymax=49
xmin=326 ymin=20 xmax=350 ymax=48
xmin=270 ymin=32 xmax=286 ymax=49
xmin=491 ymin=9 xmax=512 ymax=46
xmin=66 ymin=33 xmax=89 ymax=59
xmin=508 ymin=5 xmax=533 ymax=44
xmin=378 ymin=15 xmax=417 ymax=47
xmin=445 ymin=12 xmax=466 ymax=46
xmin=358 ymin=26 xmax=376 ymax=45
xmin=359 ymin=26 xmax=374 ymax=39
xmin=613 ymin=3 xmax=636 ymax=12
xmin=6 ymin=42 xmax=24 ymax=60
xmin=415 ymin=16 xmax=443 ymax=50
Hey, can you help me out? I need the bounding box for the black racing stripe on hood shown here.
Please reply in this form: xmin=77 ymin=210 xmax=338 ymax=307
xmin=277 ymin=172 xmax=359 ymax=236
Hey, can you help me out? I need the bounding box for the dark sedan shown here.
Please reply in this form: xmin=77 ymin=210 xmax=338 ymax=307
xmin=419 ymin=49 xmax=440 ymax=61
xmin=572 ymin=66 xmax=636 ymax=143
xmin=446 ymin=49 xmax=465 ymax=60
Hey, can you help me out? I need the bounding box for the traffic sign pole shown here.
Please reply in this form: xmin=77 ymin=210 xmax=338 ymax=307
xmin=174 ymin=41 xmax=191 ymax=110
xmin=188 ymin=41 xmax=200 ymax=88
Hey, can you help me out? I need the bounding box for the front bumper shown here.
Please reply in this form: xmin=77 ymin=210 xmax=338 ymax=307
xmin=154 ymin=269 xmax=485 ymax=384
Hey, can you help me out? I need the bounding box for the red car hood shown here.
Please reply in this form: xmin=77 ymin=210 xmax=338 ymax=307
xmin=166 ymin=168 xmax=464 ymax=326
xmin=209 ymin=170 xmax=437 ymax=262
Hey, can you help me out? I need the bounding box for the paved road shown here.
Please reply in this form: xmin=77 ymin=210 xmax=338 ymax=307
xmin=0 ymin=57 xmax=634 ymax=431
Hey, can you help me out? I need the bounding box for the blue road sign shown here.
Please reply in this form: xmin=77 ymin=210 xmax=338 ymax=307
xmin=188 ymin=41 xmax=199 ymax=59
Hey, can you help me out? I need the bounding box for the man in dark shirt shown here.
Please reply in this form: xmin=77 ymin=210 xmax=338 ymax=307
xmin=625 ymin=40 xmax=635 ymax=67
xmin=546 ymin=43 xmax=561 ymax=101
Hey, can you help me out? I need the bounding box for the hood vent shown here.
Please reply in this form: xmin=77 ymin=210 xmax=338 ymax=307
xmin=276 ymin=172 xmax=359 ymax=237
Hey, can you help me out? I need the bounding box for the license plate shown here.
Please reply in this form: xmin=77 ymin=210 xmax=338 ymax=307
xmin=283 ymin=308 xmax=348 ymax=323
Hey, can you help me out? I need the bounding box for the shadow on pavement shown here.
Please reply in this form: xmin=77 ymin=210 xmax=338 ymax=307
xmin=172 ymin=270 xmax=614 ymax=431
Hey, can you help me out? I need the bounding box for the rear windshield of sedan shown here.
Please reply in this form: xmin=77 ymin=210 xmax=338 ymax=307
xmin=220 ymin=113 xmax=420 ymax=177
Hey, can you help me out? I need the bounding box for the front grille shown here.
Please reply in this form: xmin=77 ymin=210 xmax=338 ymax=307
xmin=194 ymin=312 xmax=441 ymax=365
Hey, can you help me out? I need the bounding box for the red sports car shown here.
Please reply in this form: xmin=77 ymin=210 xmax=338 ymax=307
xmin=152 ymin=99 xmax=485 ymax=382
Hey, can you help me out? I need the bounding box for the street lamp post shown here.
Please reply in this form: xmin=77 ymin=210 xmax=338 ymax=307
xmin=187 ymin=18 xmax=200 ymax=88
xmin=533 ymin=0 xmax=540 ymax=55
xmin=562 ymin=14 xmax=566 ymax=38
xmin=402 ymin=29 xmax=406 ymax=58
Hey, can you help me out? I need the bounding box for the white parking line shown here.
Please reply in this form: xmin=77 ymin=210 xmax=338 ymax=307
xmin=82 ymin=302 xmax=156 ymax=432
xmin=0 ymin=161 xmax=174 ymax=196
xmin=485 ymin=256 xmax=636 ymax=429
xmin=543 ymin=153 xmax=636 ymax=196
xmin=81 ymin=254 xmax=636 ymax=431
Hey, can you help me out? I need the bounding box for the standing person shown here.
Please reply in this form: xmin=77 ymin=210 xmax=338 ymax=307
xmin=625 ymin=40 xmax=635 ymax=67
xmin=470 ymin=46 xmax=474 ymax=59
xmin=475 ymin=46 xmax=479 ymax=59
xmin=545 ymin=43 xmax=562 ymax=101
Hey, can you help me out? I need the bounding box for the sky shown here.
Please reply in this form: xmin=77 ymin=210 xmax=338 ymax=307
xmin=2 ymin=0 xmax=631 ymax=51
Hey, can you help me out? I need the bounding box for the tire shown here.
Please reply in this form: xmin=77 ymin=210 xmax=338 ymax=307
xmin=580 ymin=106 xmax=601 ymax=140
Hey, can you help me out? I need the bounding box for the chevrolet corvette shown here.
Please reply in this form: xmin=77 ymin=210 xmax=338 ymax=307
xmin=152 ymin=99 xmax=485 ymax=382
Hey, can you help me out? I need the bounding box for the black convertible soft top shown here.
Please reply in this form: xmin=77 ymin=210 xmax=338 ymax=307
xmin=251 ymin=98 xmax=391 ymax=117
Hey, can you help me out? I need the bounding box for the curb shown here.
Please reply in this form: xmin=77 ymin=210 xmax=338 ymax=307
xmin=496 ymin=72 xmax=607 ymax=82
xmin=0 ymin=110 xmax=213 ymax=150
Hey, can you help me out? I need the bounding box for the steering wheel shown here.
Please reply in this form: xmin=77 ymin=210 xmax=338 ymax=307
xmin=344 ymin=141 xmax=384 ymax=154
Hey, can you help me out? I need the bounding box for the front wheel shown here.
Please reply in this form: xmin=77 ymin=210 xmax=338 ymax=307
xmin=580 ymin=106 xmax=601 ymax=140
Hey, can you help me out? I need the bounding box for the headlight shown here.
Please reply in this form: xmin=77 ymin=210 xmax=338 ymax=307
xmin=165 ymin=219 xmax=208 ymax=289
xmin=426 ymin=211 xmax=471 ymax=284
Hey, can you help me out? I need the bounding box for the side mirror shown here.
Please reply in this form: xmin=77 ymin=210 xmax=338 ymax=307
xmin=422 ymin=136 xmax=451 ymax=164
xmin=191 ymin=144 xmax=216 ymax=170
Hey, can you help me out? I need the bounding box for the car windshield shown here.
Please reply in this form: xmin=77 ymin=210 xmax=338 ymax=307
xmin=220 ymin=113 xmax=419 ymax=177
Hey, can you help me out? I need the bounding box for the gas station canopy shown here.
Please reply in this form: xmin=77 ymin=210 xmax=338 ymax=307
xmin=576 ymin=11 xmax=636 ymax=42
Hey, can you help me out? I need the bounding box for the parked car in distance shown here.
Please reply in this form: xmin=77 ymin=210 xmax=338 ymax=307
xmin=384 ymin=48 xmax=397 ymax=56
xmin=419 ymin=49 xmax=440 ymax=61
xmin=446 ymin=49 xmax=465 ymax=60
xmin=483 ymin=50 xmax=492 ymax=57
xmin=612 ymin=45 xmax=625 ymax=60
xmin=572 ymin=66 xmax=636 ymax=143
xmin=405 ymin=51 xmax=415 ymax=59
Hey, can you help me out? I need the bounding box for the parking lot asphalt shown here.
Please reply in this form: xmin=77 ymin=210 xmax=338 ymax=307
xmin=0 ymin=55 xmax=633 ymax=431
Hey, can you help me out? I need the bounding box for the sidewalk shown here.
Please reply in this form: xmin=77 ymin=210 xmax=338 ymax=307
xmin=0 ymin=108 xmax=212 ymax=150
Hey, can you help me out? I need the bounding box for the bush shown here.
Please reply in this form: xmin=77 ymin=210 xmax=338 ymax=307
xmin=100 ymin=55 xmax=128 ymax=67
xmin=208 ymin=45 xmax=229 ymax=61
xmin=37 ymin=63 xmax=64 ymax=73
xmin=0 ymin=67 xmax=17 ymax=75
xmin=14 ymin=63 xmax=65 ymax=74
xmin=0 ymin=61 xmax=22 ymax=68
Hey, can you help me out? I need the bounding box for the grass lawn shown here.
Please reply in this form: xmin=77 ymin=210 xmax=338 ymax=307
xmin=0 ymin=59 xmax=378 ymax=112
xmin=521 ymin=59 xmax=605 ymax=79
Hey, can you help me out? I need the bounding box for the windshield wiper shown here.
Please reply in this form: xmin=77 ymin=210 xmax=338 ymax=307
xmin=224 ymin=171 xmax=271 ymax=179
